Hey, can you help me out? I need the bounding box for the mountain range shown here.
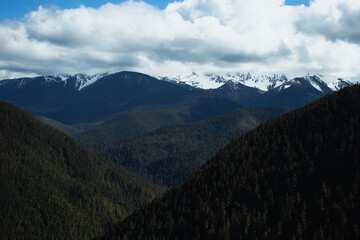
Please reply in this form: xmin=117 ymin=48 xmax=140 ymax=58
xmin=0 ymin=72 xmax=353 ymax=123
xmin=0 ymin=69 xmax=358 ymax=239
xmin=161 ymin=72 xmax=354 ymax=108
xmin=0 ymin=71 xmax=354 ymax=188
xmin=0 ymin=71 xmax=240 ymax=126
xmin=160 ymin=72 xmax=352 ymax=91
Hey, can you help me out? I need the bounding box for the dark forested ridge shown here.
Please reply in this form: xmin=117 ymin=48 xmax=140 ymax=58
xmin=76 ymin=107 xmax=287 ymax=187
xmin=0 ymin=101 xmax=163 ymax=240
xmin=74 ymin=107 xmax=204 ymax=143
xmin=102 ymin=85 xmax=360 ymax=240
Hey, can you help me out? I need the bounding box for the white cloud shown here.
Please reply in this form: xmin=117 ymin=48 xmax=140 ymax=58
xmin=0 ymin=0 xmax=359 ymax=82
xmin=295 ymin=0 xmax=360 ymax=44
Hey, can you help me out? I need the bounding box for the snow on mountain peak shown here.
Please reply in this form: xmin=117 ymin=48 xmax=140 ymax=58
xmin=159 ymin=72 xmax=353 ymax=93
xmin=44 ymin=75 xmax=68 ymax=83
xmin=159 ymin=72 xmax=225 ymax=89
xmin=303 ymin=75 xmax=326 ymax=93
xmin=159 ymin=72 xmax=289 ymax=91
xmin=43 ymin=73 xmax=108 ymax=90
xmin=312 ymin=74 xmax=353 ymax=91
xmin=75 ymin=73 xmax=108 ymax=90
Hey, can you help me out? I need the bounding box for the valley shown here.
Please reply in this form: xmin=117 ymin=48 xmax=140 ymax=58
xmin=102 ymin=84 xmax=360 ymax=240
xmin=1 ymin=0 xmax=360 ymax=239
xmin=0 ymin=71 xmax=358 ymax=239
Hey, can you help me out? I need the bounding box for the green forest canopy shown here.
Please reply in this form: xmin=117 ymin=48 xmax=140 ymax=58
xmin=102 ymin=85 xmax=360 ymax=240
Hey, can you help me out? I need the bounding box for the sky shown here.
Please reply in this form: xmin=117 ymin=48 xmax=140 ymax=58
xmin=0 ymin=0 xmax=359 ymax=82
xmin=0 ymin=1 xmax=309 ymax=20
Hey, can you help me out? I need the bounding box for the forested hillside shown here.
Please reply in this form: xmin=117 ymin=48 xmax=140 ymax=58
xmin=74 ymin=108 xmax=199 ymax=143
xmin=0 ymin=102 xmax=163 ymax=240
xmin=76 ymin=107 xmax=286 ymax=187
xmin=102 ymin=85 xmax=360 ymax=240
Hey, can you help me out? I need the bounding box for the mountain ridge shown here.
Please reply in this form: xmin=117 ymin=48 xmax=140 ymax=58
xmin=0 ymin=101 xmax=164 ymax=239
xmin=0 ymin=71 xmax=241 ymax=125
xmin=75 ymin=107 xmax=287 ymax=187
xmin=159 ymin=72 xmax=353 ymax=91
xmin=1 ymin=71 xmax=353 ymax=93
xmin=0 ymin=70 xmax=355 ymax=128
xmin=0 ymin=73 xmax=109 ymax=91
xmin=101 ymin=84 xmax=360 ymax=240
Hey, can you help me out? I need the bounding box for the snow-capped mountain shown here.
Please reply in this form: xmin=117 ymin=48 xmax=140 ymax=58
xmin=1 ymin=71 xmax=353 ymax=93
xmin=0 ymin=71 xmax=241 ymax=124
xmin=159 ymin=72 xmax=289 ymax=91
xmin=159 ymin=72 xmax=354 ymax=109
xmin=0 ymin=70 xmax=355 ymax=119
xmin=60 ymin=73 xmax=109 ymax=90
xmin=310 ymin=74 xmax=354 ymax=91
xmin=36 ymin=73 xmax=109 ymax=90
xmin=159 ymin=72 xmax=353 ymax=92
xmin=0 ymin=73 xmax=108 ymax=91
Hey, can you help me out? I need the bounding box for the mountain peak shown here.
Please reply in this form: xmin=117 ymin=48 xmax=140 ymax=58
xmin=1 ymin=73 xmax=109 ymax=91
xmin=159 ymin=72 xmax=353 ymax=93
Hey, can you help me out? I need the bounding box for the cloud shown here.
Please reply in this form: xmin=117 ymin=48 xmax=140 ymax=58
xmin=295 ymin=0 xmax=360 ymax=44
xmin=0 ymin=0 xmax=359 ymax=82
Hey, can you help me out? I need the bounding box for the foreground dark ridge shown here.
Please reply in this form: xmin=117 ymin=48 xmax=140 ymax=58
xmin=0 ymin=101 xmax=163 ymax=240
xmin=102 ymin=85 xmax=360 ymax=240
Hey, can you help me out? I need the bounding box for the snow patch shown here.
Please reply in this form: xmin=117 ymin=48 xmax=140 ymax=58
xmin=44 ymin=73 xmax=108 ymax=90
xmin=160 ymin=72 xmax=224 ymax=89
xmin=305 ymin=76 xmax=324 ymax=93
xmin=159 ymin=72 xmax=288 ymax=91
xmin=312 ymin=74 xmax=352 ymax=91
xmin=78 ymin=73 xmax=108 ymax=90
xmin=56 ymin=74 xmax=70 ymax=81
xmin=159 ymin=72 xmax=353 ymax=93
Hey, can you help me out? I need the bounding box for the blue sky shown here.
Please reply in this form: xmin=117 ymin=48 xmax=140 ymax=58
xmin=0 ymin=1 xmax=170 ymax=20
xmin=0 ymin=0 xmax=310 ymax=21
